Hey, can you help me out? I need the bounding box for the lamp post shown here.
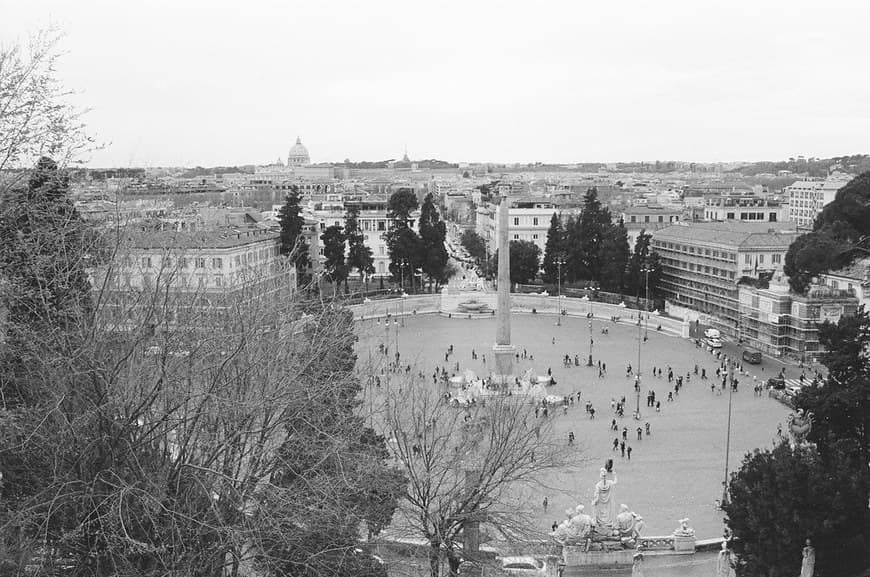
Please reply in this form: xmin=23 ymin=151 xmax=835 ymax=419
xmin=722 ymin=363 xmax=734 ymax=508
xmin=644 ymin=266 xmax=651 ymax=340
xmin=556 ymin=257 xmax=565 ymax=326
xmin=586 ymin=287 xmax=598 ymax=366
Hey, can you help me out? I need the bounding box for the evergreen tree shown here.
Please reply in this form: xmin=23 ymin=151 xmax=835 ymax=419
xmin=278 ymin=187 xmax=310 ymax=284
xmin=566 ymin=188 xmax=612 ymax=282
xmin=506 ymin=240 xmax=541 ymax=285
xmin=541 ymin=212 xmax=564 ymax=285
xmin=344 ymin=204 xmax=375 ymax=293
xmin=460 ymin=229 xmax=486 ymax=262
xmin=598 ymin=220 xmax=629 ymax=293
xmin=725 ymin=307 xmax=870 ymax=577
xmin=384 ymin=189 xmax=423 ymax=292
xmin=321 ymin=224 xmax=348 ymax=294
xmin=624 ymin=231 xmax=663 ymax=304
xmin=418 ymin=193 xmax=449 ymax=291
xmin=0 ymin=157 xmax=97 ymax=333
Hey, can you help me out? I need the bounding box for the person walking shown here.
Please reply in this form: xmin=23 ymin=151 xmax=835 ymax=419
xmin=543 ymin=497 xmax=548 ymax=512
xmin=637 ymin=427 xmax=643 ymax=441
xmin=612 ymin=437 xmax=619 ymax=451
xmin=627 ymin=446 xmax=633 ymax=460
xmin=620 ymin=442 xmax=626 ymax=457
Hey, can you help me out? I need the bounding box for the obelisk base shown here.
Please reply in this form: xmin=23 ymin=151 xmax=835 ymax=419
xmin=491 ymin=343 xmax=516 ymax=386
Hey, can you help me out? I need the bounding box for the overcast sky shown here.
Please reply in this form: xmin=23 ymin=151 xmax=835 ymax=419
xmin=3 ymin=0 xmax=869 ymax=167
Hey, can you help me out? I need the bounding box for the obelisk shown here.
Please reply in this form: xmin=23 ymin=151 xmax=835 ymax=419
xmin=492 ymin=186 xmax=516 ymax=386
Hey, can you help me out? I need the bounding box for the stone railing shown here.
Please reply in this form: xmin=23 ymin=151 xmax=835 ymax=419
xmin=638 ymin=535 xmax=675 ymax=551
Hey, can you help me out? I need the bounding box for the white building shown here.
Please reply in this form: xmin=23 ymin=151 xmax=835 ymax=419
xmin=786 ymin=173 xmax=852 ymax=229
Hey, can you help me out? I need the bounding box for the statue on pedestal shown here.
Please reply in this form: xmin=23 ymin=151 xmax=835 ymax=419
xmin=616 ymin=504 xmax=645 ymax=543
xmin=551 ymin=505 xmax=593 ymax=548
xmin=716 ymin=541 xmax=733 ymax=577
xmin=788 ymin=409 xmax=814 ymax=446
xmin=800 ymin=538 xmax=815 ymax=577
xmin=592 ymin=467 xmax=618 ymax=530
xmin=673 ymin=518 xmax=695 ymax=538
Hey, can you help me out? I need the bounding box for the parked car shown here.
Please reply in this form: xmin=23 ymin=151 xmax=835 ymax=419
xmin=706 ymin=337 xmax=723 ymax=348
xmin=500 ymin=556 xmax=547 ymax=575
xmin=704 ymin=328 xmax=721 ymax=339
xmin=742 ymin=349 xmax=762 ymax=364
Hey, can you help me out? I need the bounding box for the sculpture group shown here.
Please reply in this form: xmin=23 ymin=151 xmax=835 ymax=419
xmin=551 ymin=466 xmax=644 ymax=551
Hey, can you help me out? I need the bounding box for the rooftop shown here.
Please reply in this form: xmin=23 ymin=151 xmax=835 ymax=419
xmin=653 ymin=221 xmax=799 ymax=248
xmin=126 ymin=227 xmax=279 ymax=250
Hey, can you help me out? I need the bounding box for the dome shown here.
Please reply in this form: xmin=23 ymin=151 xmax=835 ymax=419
xmin=287 ymin=136 xmax=310 ymax=166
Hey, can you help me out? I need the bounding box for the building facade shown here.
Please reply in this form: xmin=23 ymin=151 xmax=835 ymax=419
xmin=785 ymin=173 xmax=851 ymax=229
xmin=739 ymin=277 xmax=859 ymax=362
xmin=651 ymin=222 xmax=799 ymax=333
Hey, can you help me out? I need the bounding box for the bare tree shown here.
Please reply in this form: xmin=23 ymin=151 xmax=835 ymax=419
xmin=1 ymin=209 xmax=404 ymax=576
xmin=382 ymin=385 xmax=571 ymax=577
xmin=0 ymin=28 xmax=94 ymax=193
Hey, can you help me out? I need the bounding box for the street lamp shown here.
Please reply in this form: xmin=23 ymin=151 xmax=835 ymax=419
xmin=722 ymin=363 xmax=734 ymax=508
xmin=586 ymin=287 xmax=599 ymax=366
xmin=556 ymin=257 xmax=566 ymax=326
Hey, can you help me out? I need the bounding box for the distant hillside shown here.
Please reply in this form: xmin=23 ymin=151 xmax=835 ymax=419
xmin=729 ymin=155 xmax=870 ymax=178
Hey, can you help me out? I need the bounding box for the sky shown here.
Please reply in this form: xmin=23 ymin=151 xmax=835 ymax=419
xmin=3 ymin=0 xmax=869 ymax=167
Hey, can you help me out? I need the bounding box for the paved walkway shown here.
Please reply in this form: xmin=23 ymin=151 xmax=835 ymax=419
xmin=357 ymin=313 xmax=790 ymax=540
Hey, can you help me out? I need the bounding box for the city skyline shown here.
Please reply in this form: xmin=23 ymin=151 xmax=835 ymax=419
xmin=3 ymin=0 xmax=869 ymax=168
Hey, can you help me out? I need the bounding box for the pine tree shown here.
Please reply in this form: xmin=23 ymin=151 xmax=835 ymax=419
xmin=418 ymin=193 xmax=449 ymax=291
xmin=598 ymin=220 xmax=629 ymax=293
xmin=277 ymin=187 xmax=310 ymax=284
xmin=344 ymin=204 xmax=375 ymax=293
xmin=321 ymin=224 xmax=348 ymax=294
xmin=384 ymin=189 xmax=422 ymax=292
xmin=541 ymin=212 xmax=564 ymax=285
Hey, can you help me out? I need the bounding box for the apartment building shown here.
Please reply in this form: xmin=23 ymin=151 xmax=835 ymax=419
xmin=700 ymin=195 xmax=787 ymax=223
xmin=308 ymin=194 xmax=420 ymax=278
xmin=785 ymin=173 xmax=851 ymax=229
xmin=651 ymin=222 xmax=799 ymax=332
xmin=475 ymin=196 xmax=582 ymax=258
xmin=619 ymin=206 xmax=683 ymax=248
xmin=739 ymin=276 xmax=859 ymax=362
xmin=96 ymin=227 xmax=296 ymax=328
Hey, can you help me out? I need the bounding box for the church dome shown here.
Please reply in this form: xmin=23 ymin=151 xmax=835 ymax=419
xmin=287 ymin=136 xmax=310 ymax=166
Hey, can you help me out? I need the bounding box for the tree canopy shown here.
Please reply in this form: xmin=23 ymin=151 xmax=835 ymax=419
xmin=784 ymin=172 xmax=870 ymax=293
xmin=419 ymin=193 xmax=449 ymax=291
xmin=725 ymin=307 xmax=870 ymax=577
xmin=278 ymin=187 xmax=310 ymax=284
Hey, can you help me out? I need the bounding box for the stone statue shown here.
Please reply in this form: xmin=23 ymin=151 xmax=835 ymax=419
xmin=592 ymin=468 xmax=618 ymax=529
xmin=616 ymin=504 xmax=645 ymax=541
xmin=800 ymin=538 xmax=815 ymax=577
xmin=716 ymin=541 xmax=733 ymax=577
xmin=673 ymin=518 xmax=695 ymax=537
xmin=788 ymin=409 xmax=814 ymax=445
xmin=552 ymin=504 xmax=594 ymax=546
xmin=631 ymin=549 xmax=645 ymax=577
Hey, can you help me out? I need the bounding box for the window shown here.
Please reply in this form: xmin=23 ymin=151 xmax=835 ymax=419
xmin=143 ymin=274 xmax=152 ymax=288
xmin=377 ymin=221 xmax=386 ymax=231
xmin=234 ymin=255 xmax=241 ymax=266
xmin=772 ymin=253 xmax=781 ymax=264
xmin=164 ymin=257 xmax=173 ymax=268
xmin=758 ymin=254 xmax=765 ymax=264
xmin=727 ymin=213 xmax=735 ymax=219
xmin=212 ymin=257 xmax=223 ymax=269
xmin=644 ymin=216 xmax=650 ymax=223
xmin=630 ymin=215 xmax=636 ymax=223
xmin=532 ymin=234 xmax=538 ymax=240
xmin=196 ymin=257 xmax=206 ymax=269
xmin=513 ymin=217 xmax=520 ymax=226
xmin=658 ymin=215 xmax=663 ymax=222
xmin=379 ymin=246 xmax=385 ymax=255
xmin=744 ymin=254 xmax=751 ymax=264
xmin=214 ymin=275 xmax=223 ymax=287
xmin=513 ymin=234 xmax=519 ymax=240
xmin=180 ymin=257 xmax=188 ymax=269
xmin=533 ymin=217 xmax=539 ymax=226
xmin=141 ymin=257 xmax=152 ymax=268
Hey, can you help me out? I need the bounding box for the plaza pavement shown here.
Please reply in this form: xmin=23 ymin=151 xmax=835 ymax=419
xmin=356 ymin=312 xmax=791 ymax=539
